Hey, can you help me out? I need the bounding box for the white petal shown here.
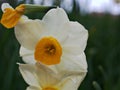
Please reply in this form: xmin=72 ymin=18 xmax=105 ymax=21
xmin=35 ymin=63 xmax=60 ymax=87
xmin=20 ymin=46 xmax=34 ymax=56
xmin=62 ymin=22 xmax=88 ymax=54
xmin=20 ymin=46 xmax=35 ymax=64
xmin=39 ymin=7 xmax=69 ymax=43
xmin=1 ymin=3 xmax=13 ymax=12
xmin=56 ymin=52 xmax=88 ymax=72
xmin=19 ymin=64 xmax=39 ymax=87
xmin=60 ymin=74 xmax=86 ymax=90
xmin=15 ymin=18 xmax=45 ymax=50
xmin=72 ymin=74 xmax=87 ymax=88
xmin=42 ymin=7 xmax=69 ymax=31
xmin=26 ymin=86 xmax=41 ymax=90
xmin=60 ymin=78 xmax=77 ymax=90
xmin=63 ymin=45 xmax=82 ymax=56
xmin=39 ymin=23 xmax=68 ymax=46
xmin=35 ymin=63 xmax=83 ymax=89
xmin=61 ymin=79 xmax=77 ymax=90
xmin=22 ymin=54 xmax=35 ymax=64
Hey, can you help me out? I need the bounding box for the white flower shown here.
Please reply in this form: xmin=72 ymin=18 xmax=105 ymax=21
xmin=15 ymin=7 xmax=88 ymax=71
xmin=19 ymin=62 xmax=86 ymax=90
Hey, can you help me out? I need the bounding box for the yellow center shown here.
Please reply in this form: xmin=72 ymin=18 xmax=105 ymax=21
xmin=34 ymin=36 xmax=62 ymax=65
xmin=42 ymin=86 xmax=58 ymax=90
xmin=1 ymin=4 xmax=25 ymax=28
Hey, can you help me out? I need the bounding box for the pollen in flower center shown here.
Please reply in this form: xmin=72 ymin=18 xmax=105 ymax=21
xmin=45 ymin=44 xmax=56 ymax=55
xmin=34 ymin=36 xmax=62 ymax=65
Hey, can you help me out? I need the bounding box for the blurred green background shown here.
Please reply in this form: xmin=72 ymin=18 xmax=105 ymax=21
xmin=0 ymin=0 xmax=120 ymax=90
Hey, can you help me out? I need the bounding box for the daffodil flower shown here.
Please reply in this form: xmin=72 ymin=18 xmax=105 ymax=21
xmin=19 ymin=62 xmax=86 ymax=90
xmin=1 ymin=3 xmax=88 ymax=72
xmin=18 ymin=8 xmax=88 ymax=72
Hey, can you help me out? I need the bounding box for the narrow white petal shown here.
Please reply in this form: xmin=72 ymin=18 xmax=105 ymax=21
xmin=72 ymin=74 xmax=87 ymax=88
xmin=42 ymin=7 xmax=69 ymax=31
xmin=62 ymin=21 xmax=88 ymax=54
xmin=19 ymin=64 xmax=39 ymax=87
xmin=35 ymin=63 xmax=83 ymax=89
xmin=63 ymin=45 xmax=82 ymax=55
xmin=22 ymin=54 xmax=35 ymax=64
xmin=39 ymin=24 xmax=68 ymax=46
xmin=35 ymin=63 xmax=60 ymax=87
xmin=1 ymin=3 xmax=13 ymax=12
xmin=60 ymin=74 xmax=87 ymax=90
xmin=56 ymin=52 xmax=88 ymax=72
xmin=40 ymin=7 xmax=70 ymax=44
xmin=26 ymin=86 xmax=41 ymax=90
xmin=15 ymin=18 xmax=45 ymax=50
xmin=20 ymin=46 xmax=35 ymax=64
xmin=20 ymin=46 xmax=34 ymax=56
xmin=60 ymin=79 xmax=77 ymax=90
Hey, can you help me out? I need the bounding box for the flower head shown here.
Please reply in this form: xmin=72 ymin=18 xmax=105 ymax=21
xmin=19 ymin=62 xmax=86 ymax=90
xmin=17 ymin=8 xmax=88 ymax=67
xmin=1 ymin=3 xmax=25 ymax=28
xmin=16 ymin=8 xmax=88 ymax=76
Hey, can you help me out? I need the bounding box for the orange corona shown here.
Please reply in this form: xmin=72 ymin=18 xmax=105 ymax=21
xmin=42 ymin=86 xmax=58 ymax=90
xmin=34 ymin=36 xmax=62 ymax=65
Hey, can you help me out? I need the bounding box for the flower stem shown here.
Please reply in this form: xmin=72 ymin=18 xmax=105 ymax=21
xmin=24 ymin=4 xmax=56 ymax=14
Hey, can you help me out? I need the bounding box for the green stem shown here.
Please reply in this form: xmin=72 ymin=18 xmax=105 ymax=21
xmin=24 ymin=4 xmax=57 ymax=14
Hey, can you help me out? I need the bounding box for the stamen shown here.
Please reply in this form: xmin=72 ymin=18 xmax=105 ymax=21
xmin=45 ymin=45 xmax=56 ymax=55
